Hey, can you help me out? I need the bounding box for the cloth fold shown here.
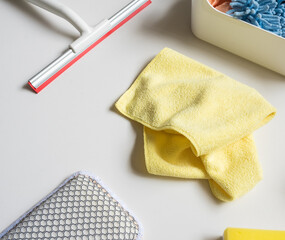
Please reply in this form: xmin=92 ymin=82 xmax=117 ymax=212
xmin=116 ymin=48 xmax=276 ymax=201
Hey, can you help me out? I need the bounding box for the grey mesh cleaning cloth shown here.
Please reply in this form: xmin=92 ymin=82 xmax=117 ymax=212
xmin=0 ymin=171 xmax=142 ymax=240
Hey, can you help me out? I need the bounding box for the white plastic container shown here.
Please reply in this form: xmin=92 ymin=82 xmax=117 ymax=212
xmin=191 ymin=0 xmax=285 ymax=76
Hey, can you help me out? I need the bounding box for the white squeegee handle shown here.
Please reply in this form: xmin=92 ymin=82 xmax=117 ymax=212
xmin=24 ymin=0 xmax=92 ymax=34
xmin=25 ymin=0 xmax=148 ymax=34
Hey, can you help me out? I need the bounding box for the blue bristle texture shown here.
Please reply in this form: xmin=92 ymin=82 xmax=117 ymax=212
xmin=227 ymin=0 xmax=285 ymax=37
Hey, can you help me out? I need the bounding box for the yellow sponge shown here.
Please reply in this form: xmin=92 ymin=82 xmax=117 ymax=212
xmin=224 ymin=228 xmax=285 ymax=240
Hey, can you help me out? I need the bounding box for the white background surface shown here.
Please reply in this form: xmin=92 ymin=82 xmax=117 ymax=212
xmin=0 ymin=0 xmax=285 ymax=239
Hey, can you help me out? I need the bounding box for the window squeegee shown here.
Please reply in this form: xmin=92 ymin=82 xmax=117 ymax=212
xmin=24 ymin=0 xmax=151 ymax=93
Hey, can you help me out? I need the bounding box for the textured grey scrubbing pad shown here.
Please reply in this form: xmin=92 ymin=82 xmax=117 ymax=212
xmin=0 ymin=172 xmax=142 ymax=240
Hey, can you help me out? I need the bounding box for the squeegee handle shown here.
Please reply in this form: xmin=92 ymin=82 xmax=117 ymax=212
xmin=24 ymin=0 xmax=92 ymax=34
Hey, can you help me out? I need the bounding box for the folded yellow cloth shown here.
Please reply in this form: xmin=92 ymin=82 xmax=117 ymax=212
xmin=116 ymin=48 xmax=276 ymax=201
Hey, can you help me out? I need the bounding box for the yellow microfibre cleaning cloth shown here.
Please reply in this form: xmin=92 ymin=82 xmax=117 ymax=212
xmin=115 ymin=48 xmax=276 ymax=201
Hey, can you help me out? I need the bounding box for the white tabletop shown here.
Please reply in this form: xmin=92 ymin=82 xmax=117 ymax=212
xmin=0 ymin=0 xmax=285 ymax=239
